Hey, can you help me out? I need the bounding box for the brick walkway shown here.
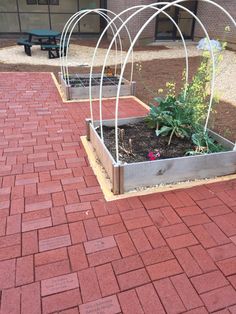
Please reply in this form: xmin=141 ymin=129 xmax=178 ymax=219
xmin=0 ymin=73 xmax=236 ymax=314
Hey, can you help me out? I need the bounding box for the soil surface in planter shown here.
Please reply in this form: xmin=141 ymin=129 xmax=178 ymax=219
xmin=98 ymin=121 xmax=195 ymax=163
xmin=68 ymin=76 xmax=125 ymax=87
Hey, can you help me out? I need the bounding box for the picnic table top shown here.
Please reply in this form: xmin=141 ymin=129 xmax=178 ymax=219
xmin=27 ymin=29 xmax=61 ymax=38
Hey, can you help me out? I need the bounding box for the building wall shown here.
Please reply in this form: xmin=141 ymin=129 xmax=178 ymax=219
xmin=1 ymin=0 xmax=236 ymax=48
xmin=107 ymin=0 xmax=156 ymax=46
xmin=108 ymin=0 xmax=236 ymax=47
xmin=194 ymin=0 xmax=236 ymax=47
xmin=0 ymin=0 xmax=105 ymax=34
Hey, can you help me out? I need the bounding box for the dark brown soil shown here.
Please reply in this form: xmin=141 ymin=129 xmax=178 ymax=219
xmin=99 ymin=121 xmax=195 ymax=163
xmin=0 ymin=38 xmax=235 ymax=142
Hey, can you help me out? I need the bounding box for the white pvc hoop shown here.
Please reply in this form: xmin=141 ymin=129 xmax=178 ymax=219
xmin=92 ymin=4 xmax=189 ymax=132
xmin=98 ymin=1 xmax=215 ymax=162
xmin=66 ymin=11 xmax=120 ymax=85
xmin=60 ymin=10 xmax=118 ymax=82
xmin=59 ymin=9 xmax=124 ymax=86
xmin=88 ymin=11 xmax=135 ymax=125
xmin=100 ymin=0 xmax=236 ymax=163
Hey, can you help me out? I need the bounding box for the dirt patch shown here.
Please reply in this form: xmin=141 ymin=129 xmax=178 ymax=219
xmin=210 ymin=101 xmax=236 ymax=142
xmin=99 ymin=121 xmax=195 ymax=163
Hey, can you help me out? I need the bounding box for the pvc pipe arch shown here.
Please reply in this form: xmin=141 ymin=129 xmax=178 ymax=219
xmin=103 ymin=0 xmax=236 ymax=163
xmin=59 ymin=1 xmax=236 ymax=165
xmin=59 ymin=8 xmax=135 ymax=127
xmin=60 ymin=9 xmax=120 ymax=83
xmin=65 ymin=10 xmax=120 ymax=86
xmin=60 ymin=9 xmax=124 ymax=86
xmin=98 ymin=2 xmax=216 ymax=162
xmin=91 ymin=4 xmax=189 ymax=132
xmin=88 ymin=10 xmax=135 ymax=125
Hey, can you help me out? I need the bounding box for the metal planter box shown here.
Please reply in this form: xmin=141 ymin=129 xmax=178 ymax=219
xmin=59 ymin=73 xmax=136 ymax=100
xmin=87 ymin=116 xmax=236 ymax=195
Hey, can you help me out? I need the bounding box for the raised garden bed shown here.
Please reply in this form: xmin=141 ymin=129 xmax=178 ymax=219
xmin=87 ymin=116 xmax=236 ymax=194
xmin=59 ymin=73 xmax=136 ymax=100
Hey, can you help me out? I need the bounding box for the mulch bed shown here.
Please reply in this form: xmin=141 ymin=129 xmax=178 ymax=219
xmin=0 ymin=38 xmax=235 ymax=142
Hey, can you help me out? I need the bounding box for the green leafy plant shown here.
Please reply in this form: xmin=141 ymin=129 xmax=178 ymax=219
xmin=182 ymin=57 xmax=211 ymax=125
xmin=186 ymin=128 xmax=224 ymax=155
xmin=145 ymin=57 xmax=225 ymax=151
xmin=144 ymin=34 xmax=230 ymax=155
xmin=155 ymin=101 xmax=193 ymax=145
xmin=145 ymin=96 xmax=176 ymax=129
xmin=145 ymin=94 xmax=194 ymax=146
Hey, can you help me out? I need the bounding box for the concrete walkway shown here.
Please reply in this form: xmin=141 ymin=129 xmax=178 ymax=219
xmin=0 ymin=73 xmax=236 ymax=314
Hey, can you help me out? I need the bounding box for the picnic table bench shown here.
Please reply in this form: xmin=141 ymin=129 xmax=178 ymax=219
xmin=17 ymin=37 xmax=45 ymax=56
xmin=41 ymin=39 xmax=69 ymax=59
xmin=17 ymin=38 xmax=33 ymax=56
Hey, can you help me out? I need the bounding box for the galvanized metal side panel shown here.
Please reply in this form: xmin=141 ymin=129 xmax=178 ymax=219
xmin=70 ymin=84 xmax=134 ymax=99
xmin=123 ymin=152 xmax=236 ymax=192
xmin=89 ymin=124 xmax=115 ymax=180
xmin=90 ymin=116 xmax=236 ymax=194
xmin=209 ymin=130 xmax=234 ymax=150
xmin=112 ymin=165 xmax=121 ymax=195
xmin=60 ymin=75 xmax=71 ymax=100
xmin=58 ymin=72 xmax=63 ymax=84
xmin=61 ymin=74 xmax=135 ymax=100
xmin=93 ymin=116 xmax=145 ymax=128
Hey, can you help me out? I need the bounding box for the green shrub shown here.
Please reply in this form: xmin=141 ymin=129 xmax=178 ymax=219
xmin=145 ymin=50 xmax=225 ymax=153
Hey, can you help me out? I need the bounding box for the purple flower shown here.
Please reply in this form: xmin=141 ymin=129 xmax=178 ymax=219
xmin=197 ymin=38 xmax=222 ymax=52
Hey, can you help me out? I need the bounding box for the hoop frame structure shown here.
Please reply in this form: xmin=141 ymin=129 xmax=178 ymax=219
xmin=98 ymin=0 xmax=236 ymax=163
xmin=98 ymin=1 xmax=215 ymax=162
xmin=59 ymin=8 xmax=135 ymax=127
xmin=60 ymin=9 xmax=123 ymax=85
xmin=94 ymin=4 xmax=190 ymax=140
xmin=88 ymin=10 xmax=135 ymax=125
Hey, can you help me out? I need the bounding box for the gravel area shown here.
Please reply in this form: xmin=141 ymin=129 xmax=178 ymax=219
xmin=0 ymin=43 xmax=201 ymax=67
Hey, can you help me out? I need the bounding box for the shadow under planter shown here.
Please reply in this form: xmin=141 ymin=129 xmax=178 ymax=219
xmin=86 ymin=116 xmax=236 ymax=195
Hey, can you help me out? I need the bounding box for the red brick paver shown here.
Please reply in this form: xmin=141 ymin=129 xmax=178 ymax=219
xmin=0 ymin=73 xmax=236 ymax=313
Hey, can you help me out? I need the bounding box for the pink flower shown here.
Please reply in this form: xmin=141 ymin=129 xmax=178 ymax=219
xmin=148 ymin=150 xmax=161 ymax=161
xmin=148 ymin=152 xmax=156 ymax=160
